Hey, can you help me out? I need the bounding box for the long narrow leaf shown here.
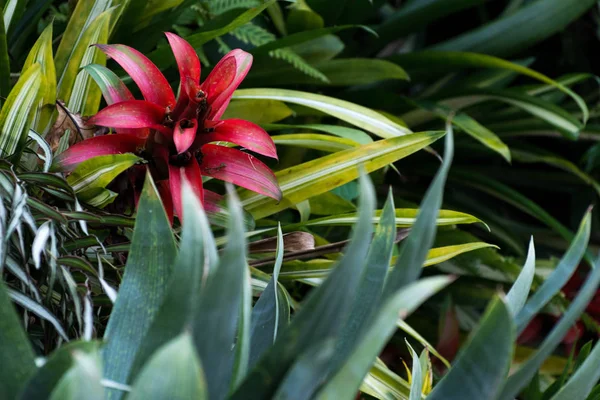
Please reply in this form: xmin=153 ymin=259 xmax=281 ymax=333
xmin=102 ymin=173 xmax=177 ymax=398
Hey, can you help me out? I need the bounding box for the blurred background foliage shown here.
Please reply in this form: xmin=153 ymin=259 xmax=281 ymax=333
xmin=3 ymin=0 xmax=600 ymax=399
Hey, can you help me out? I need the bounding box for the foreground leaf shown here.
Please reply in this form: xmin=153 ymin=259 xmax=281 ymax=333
xmin=427 ymin=297 xmax=514 ymax=400
xmin=0 ymin=280 xmax=36 ymax=398
xmin=102 ymin=173 xmax=177 ymax=397
xmin=499 ymin=253 xmax=600 ymax=400
xmin=318 ymin=276 xmax=453 ymax=399
xmin=514 ymin=210 xmax=591 ymax=333
xmin=128 ymin=333 xmax=207 ymax=400
xmin=232 ymin=173 xmax=376 ymax=399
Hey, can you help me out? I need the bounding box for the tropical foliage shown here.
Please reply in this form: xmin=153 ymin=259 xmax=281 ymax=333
xmin=2 ymin=0 xmax=600 ymax=399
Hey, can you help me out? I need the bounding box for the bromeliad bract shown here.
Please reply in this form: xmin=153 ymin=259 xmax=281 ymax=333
xmin=54 ymin=33 xmax=281 ymax=221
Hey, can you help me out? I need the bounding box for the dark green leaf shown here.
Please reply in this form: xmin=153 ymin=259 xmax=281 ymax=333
xmin=232 ymin=173 xmax=376 ymax=399
xmin=382 ymin=125 xmax=454 ymax=298
xmin=249 ymin=224 xmax=286 ymax=367
xmin=0 ymin=279 xmax=36 ymax=398
xmin=499 ymin=253 xmax=600 ymax=400
xmin=515 ymin=211 xmax=591 ymax=333
xmin=102 ymin=173 xmax=177 ymax=398
xmin=21 ymin=341 xmax=100 ymax=400
xmin=427 ymin=297 xmax=514 ymax=400
xmin=128 ymin=333 xmax=207 ymax=400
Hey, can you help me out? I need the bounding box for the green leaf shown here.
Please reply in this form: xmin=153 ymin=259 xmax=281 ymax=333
xmin=407 ymin=342 xmax=423 ymax=400
xmin=317 ymin=276 xmax=454 ymax=399
xmin=272 ymin=339 xmax=336 ymax=400
xmin=414 ymin=100 xmax=510 ymax=162
xmin=128 ymin=333 xmax=208 ymax=400
xmin=392 ymin=51 xmax=589 ymax=124
xmin=252 ymin=25 xmax=374 ymax=55
xmin=57 ymin=9 xmax=113 ymax=116
xmin=0 ymin=279 xmax=36 ymax=398
xmin=421 ymin=242 xmax=498 ymax=266
xmin=232 ymin=173 xmax=377 ymax=399
xmin=375 ymin=0 xmax=488 ymax=45
xmin=222 ymin=100 xmax=293 ymax=124
xmin=21 ymin=341 xmax=100 ymax=399
xmin=431 ymin=0 xmax=596 ymax=58
xmin=499 ymin=253 xmax=600 ymax=400
xmin=0 ymin=63 xmax=43 ymax=157
xmin=307 ymin=191 xmax=356 ymax=215
xmin=383 ymin=127 xmax=454 ymax=299
xmin=361 ymin=362 xmax=412 ymax=400
xmin=249 ymin=224 xmax=286 ymax=366
xmin=450 ymin=169 xmax=578 ymax=251
xmin=67 ymin=153 xmax=141 ymax=193
xmin=54 ymin=0 xmax=113 ymax=80
xmin=505 ymin=237 xmax=536 ymax=317
xmin=514 ymin=210 xmax=591 ymax=333
xmin=8 ymin=289 xmax=69 ymax=340
xmin=512 ymin=149 xmax=600 ymax=197
xmin=551 ymin=339 xmax=600 ymax=400
xmin=273 ymin=133 xmax=359 ymax=152
xmin=27 ymin=130 xmax=53 ymax=172
xmin=404 ymin=90 xmax=583 ymax=139
xmin=278 ymin=242 xmax=498 ymax=281
xmin=301 ymin=208 xmax=483 ymax=228
xmin=149 ymin=1 xmax=275 ymax=69
xmin=233 ymin=88 xmax=412 ymax=138
xmin=0 ymin=12 xmax=10 ymax=107
xmin=239 ymin=131 xmax=444 ymax=219
xmin=331 ymin=191 xmax=396 ymax=369
xmin=129 ymin=176 xmax=217 ymax=380
xmin=190 ymin=186 xmax=248 ymax=399
xmin=48 ymin=349 xmax=103 ymax=400
xmin=248 ymin=58 xmax=409 ymax=86
xmin=263 ymin=123 xmax=373 ymax=145
xmin=427 ymin=297 xmax=514 ymax=400
xmin=2 ymin=0 xmax=28 ymax=34
xmin=231 ymin=260 xmax=252 ymax=390
xmin=102 ymin=173 xmax=177 ymax=397
xmin=22 ymin=23 xmax=56 ymax=133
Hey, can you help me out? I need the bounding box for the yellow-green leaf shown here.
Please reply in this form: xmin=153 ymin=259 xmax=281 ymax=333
xmin=67 ymin=153 xmax=141 ymax=193
xmin=273 ymin=133 xmax=359 ymax=152
xmin=233 ymin=88 xmax=412 ymax=139
xmin=239 ymin=131 xmax=444 ymax=219
xmin=58 ymin=9 xmax=113 ymax=116
xmin=22 ymin=24 xmax=57 ymax=133
xmin=0 ymin=63 xmax=43 ymax=157
xmin=222 ymin=100 xmax=293 ymax=124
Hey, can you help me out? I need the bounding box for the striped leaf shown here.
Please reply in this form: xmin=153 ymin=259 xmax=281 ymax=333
xmin=0 ymin=63 xmax=43 ymax=157
xmin=66 ymin=153 xmax=141 ymax=193
xmin=58 ymin=9 xmax=113 ymax=116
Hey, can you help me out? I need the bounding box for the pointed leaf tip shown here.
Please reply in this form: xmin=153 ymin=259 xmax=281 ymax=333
xmin=202 ymin=49 xmax=253 ymax=120
xmin=95 ymin=44 xmax=175 ymax=109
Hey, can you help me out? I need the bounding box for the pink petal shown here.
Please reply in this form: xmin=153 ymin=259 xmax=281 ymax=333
xmin=201 ymin=49 xmax=253 ymax=120
xmin=89 ymin=100 xmax=171 ymax=136
xmin=173 ymin=119 xmax=198 ymax=154
xmin=196 ymin=119 xmax=277 ymax=159
xmin=53 ymin=134 xmax=145 ymax=172
xmin=169 ymin=157 xmax=204 ymax=221
xmin=199 ymin=144 xmax=281 ymax=200
xmin=165 ymin=32 xmax=200 ymax=90
xmin=95 ymin=44 xmax=176 ymax=109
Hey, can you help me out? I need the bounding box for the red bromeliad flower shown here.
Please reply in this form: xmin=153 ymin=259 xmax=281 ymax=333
xmin=55 ymin=33 xmax=281 ymax=221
